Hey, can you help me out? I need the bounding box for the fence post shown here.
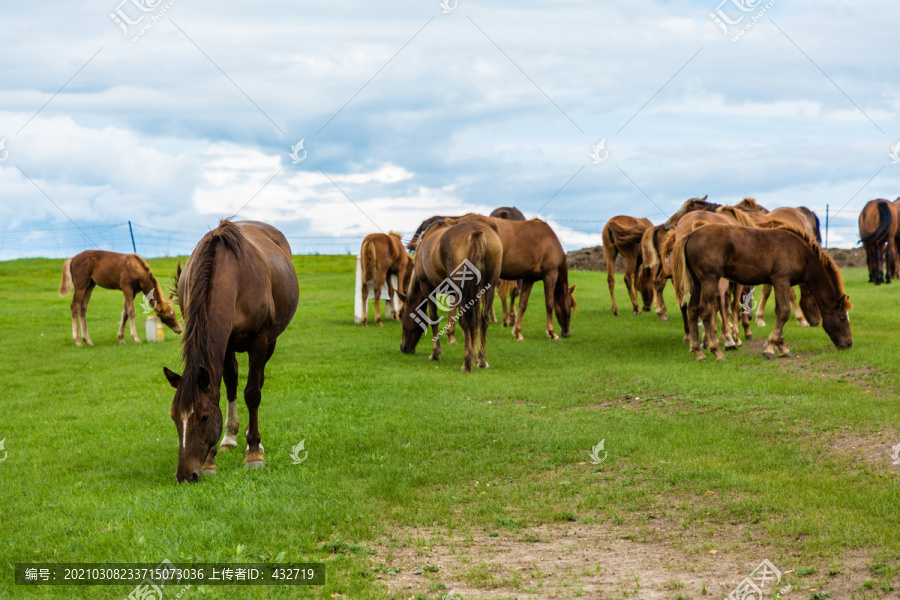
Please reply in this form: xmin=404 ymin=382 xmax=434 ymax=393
xmin=128 ymin=221 xmax=137 ymax=253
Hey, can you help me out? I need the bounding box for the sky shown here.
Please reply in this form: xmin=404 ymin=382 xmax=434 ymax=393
xmin=1 ymin=0 xmax=899 ymax=259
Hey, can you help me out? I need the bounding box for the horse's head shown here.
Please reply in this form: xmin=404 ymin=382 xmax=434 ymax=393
xmin=554 ymin=283 xmax=576 ymax=338
xmin=164 ymin=366 xmax=223 ymax=483
xmin=155 ymin=298 xmax=182 ymax=334
xmin=820 ymin=294 xmax=853 ymax=350
xmin=398 ymin=272 xmax=426 ymax=354
xmin=798 ymin=284 xmax=821 ymax=327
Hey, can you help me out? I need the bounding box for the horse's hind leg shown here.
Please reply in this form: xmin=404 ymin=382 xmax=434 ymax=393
xmin=447 ymin=307 xmax=458 ymax=345
xmin=756 ymin=284 xmax=772 ymax=328
xmin=507 ymin=281 xmax=519 ymax=327
xmin=789 ymin=287 xmax=809 ymax=327
xmin=373 ymin=271 xmax=386 ymax=327
xmin=512 ymin=280 xmax=534 ymax=342
xmin=624 ymin=253 xmax=640 ymax=314
xmin=78 ymin=282 xmax=96 ymax=347
xmin=478 ymin=288 xmax=493 ymax=369
xmin=719 ymin=279 xmax=737 ymax=350
xmin=605 ymin=248 xmax=619 ymax=316
xmin=71 ymin=286 xmax=86 ymax=346
xmin=702 ymin=280 xmax=726 ymax=361
xmin=243 ymin=339 xmax=275 ymax=468
xmin=219 ymin=351 xmax=240 ymax=453
xmin=360 ymin=277 xmax=370 ymax=327
xmin=121 ymin=287 xmax=141 ymax=343
xmin=686 ymin=281 xmax=705 ymax=361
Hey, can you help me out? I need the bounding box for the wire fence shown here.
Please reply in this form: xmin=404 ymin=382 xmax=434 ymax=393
xmin=0 ymin=208 xmax=856 ymax=261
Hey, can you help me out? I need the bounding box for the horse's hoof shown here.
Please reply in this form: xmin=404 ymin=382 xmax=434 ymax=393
xmin=612 ymin=310 xmax=619 ymax=317
xmin=460 ymin=365 xmax=473 ymax=373
xmin=361 ymin=322 xmax=368 ymax=328
xmin=756 ymin=319 xmax=766 ymax=328
xmin=682 ymin=338 xmax=690 ymax=344
xmin=219 ymin=442 xmax=237 ymax=452
xmin=762 ymin=351 xmax=775 ymax=360
xmin=376 ymin=321 xmax=384 ymax=328
xmin=243 ymin=453 xmax=265 ymax=468
xmin=745 ymin=333 xmax=753 ymax=340
xmin=643 ymin=306 xmax=652 ymax=313
xmin=85 ymin=341 xmax=94 ymax=347
xmin=695 ymin=354 xmax=707 ymax=362
xmin=202 ymin=465 xmax=218 ymax=475
xmin=478 ymin=362 xmax=490 ymax=369
xmin=716 ymin=355 xmax=727 ymax=362
xmin=798 ymin=321 xmax=809 ymax=328
xmin=659 ymin=315 xmax=669 ymax=322
xmin=118 ymin=339 xmax=126 ymax=346
xmin=724 ymin=344 xmax=737 ymax=351
xmin=782 ymin=352 xmax=794 ymax=358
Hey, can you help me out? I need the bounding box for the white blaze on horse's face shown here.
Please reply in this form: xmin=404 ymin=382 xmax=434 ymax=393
xmin=181 ymin=408 xmax=193 ymax=450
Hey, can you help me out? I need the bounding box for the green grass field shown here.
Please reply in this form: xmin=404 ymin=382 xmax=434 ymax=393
xmin=1 ymin=256 xmax=898 ymax=599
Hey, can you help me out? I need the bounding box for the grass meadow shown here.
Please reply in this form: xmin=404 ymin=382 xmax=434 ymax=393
xmin=1 ymin=255 xmax=899 ymax=599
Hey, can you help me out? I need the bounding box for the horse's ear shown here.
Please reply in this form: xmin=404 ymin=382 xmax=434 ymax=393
xmin=701 ymin=194 xmax=708 ymax=201
xmin=197 ymin=366 xmax=211 ymax=391
xmin=841 ymin=294 xmax=853 ymax=311
xmin=164 ymin=367 xmax=181 ymax=389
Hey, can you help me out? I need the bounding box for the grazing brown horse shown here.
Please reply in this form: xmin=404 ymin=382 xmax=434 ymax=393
xmin=400 ymin=220 xmax=502 ymax=372
xmin=359 ymin=231 xmax=413 ymax=327
xmin=641 ymin=224 xmax=671 ymax=321
xmin=406 ymin=213 xmax=472 ymax=251
xmin=858 ymin=199 xmax=898 ymax=285
xmin=673 ymin=223 xmax=851 ymax=361
xmin=444 ymin=215 xmax=576 ymax=341
xmin=59 ymin=250 xmax=182 ymax=346
xmin=163 ymin=220 xmax=299 ymax=482
xmin=488 ymin=206 xmax=525 ymax=327
xmin=602 ymin=216 xmax=653 ymax=316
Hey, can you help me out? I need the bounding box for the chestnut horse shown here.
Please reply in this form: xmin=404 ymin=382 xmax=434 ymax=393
xmin=602 ymin=216 xmax=653 ymax=316
xmin=163 ymin=220 xmax=299 ymax=482
xmin=673 ymin=223 xmax=851 ymax=361
xmin=359 ymin=231 xmax=413 ymax=327
xmin=858 ymin=199 xmax=898 ymax=285
xmin=445 ymin=215 xmax=576 ymax=341
xmin=488 ymin=206 xmax=525 ymax=327
xmin=400 ymin=220 xmax=502 ymax=372
xmin=59 ymin=250 xmax=182 ymax=346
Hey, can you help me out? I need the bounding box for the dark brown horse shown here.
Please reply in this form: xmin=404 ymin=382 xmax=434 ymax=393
xmin=359 ymin=231 xmax=413 ymax=327
xmin=406 ymin=213 xmax=472 ymax=251
xmin=59 ymin=250 xmax=182 ymax=346
xmin=859 ymin=199 xmax=898 ymax=285
xmin=445 ymin=215 xmax=575 ymax=341
xmin=673 ymin=223 xmax=851 ymax=361
xmin=602 ymin=216 xmax=653 ymax=316
xmin=662 ymin=195 xmax=720 ymax=230
xmin=163 ymin=220 xmax=299 ymax=482
xmin=400 ymin=220 xmax=502 ymax=372
xmin=488 ymin=206 xmax=525 ymax=327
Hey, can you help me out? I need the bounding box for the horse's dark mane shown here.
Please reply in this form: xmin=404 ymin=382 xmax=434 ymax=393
xmin=175 ymin=220 xmax=245 ymax=413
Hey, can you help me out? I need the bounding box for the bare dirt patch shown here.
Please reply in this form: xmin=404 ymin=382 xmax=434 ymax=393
xmin=827 ymin=428 xmax=900 ymax=468
xmin=368 ymin=522 xmax=894 ymax=599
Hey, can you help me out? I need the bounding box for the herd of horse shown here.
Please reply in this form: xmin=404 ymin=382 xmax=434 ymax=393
xmin=53 ymin=195 xmax=880 ymax=481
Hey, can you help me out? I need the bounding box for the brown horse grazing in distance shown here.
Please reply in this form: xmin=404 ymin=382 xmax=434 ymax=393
xmin=488 ymin=206 xmax=525 ymax=327
xmin=673 ymin=223 xmax=851 ymax=361
xmin=163 ymin=220 xmax=299 ymax=482
xmin=446 ymin=215 xmax=576 ymax=341
xmin=359 ymin=232 xmax=413 ymax=327
xmin=603 ymin=216 xmax=653 ymax=316
xmin=400 ymin=220 xmax=502 ymax=372
xmin=859 ymin=199 xmax=898 ymax=285
xmin=59 ymin=250 xmax=182 ymax=347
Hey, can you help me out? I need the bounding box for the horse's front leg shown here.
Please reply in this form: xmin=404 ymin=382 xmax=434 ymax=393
xmin=428 ymin=301 xmax=442 ymax=361
xmin=686 ymin=284 xmax=705 ymax=361
xmin=373 ymin=272 xmax=385 ymax=327
xmin=763 ymin=282 xmax=792 ymax=359
xmin=624 ymin=253 xmax=640 ymax=314
xmin=718 ymin=278 xmax=737 ymax=350
xmin=219 ymin=351 xmax=240 ymax=452
xmin=701 ymin=280 xmax=726 ymax=361
xmin=789 ymin=287 xmax=809 ymax=327
xmin=243 ymin=340 xmax=275 ymax=468
xmin=122 ymin=287 xmax=141 ymax=343
xmin=542 ymin=272 xmax=560 ymax=340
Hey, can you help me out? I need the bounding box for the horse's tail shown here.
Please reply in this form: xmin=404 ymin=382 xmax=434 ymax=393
xmin=641 ymin=226 xmax=660 ymax=269
xmin=606 ymin=220 xmax=646 ymax=246
xmin=661 ymin=225 xmax=678 ymax=267
xmin=862 ymin=201 xmax=892 ymax=244
xmin=58 ymin=258 xmax=74 ymax=297
xmin=460 ymin=230 xmax=489 ymax=336
xmin=671 ymin=230 xmax=695 ymax=307
xmin=801 ymin=207 xmax=822 ymax=244
xmin=361 ymin=237 xmax=377 ymax=284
